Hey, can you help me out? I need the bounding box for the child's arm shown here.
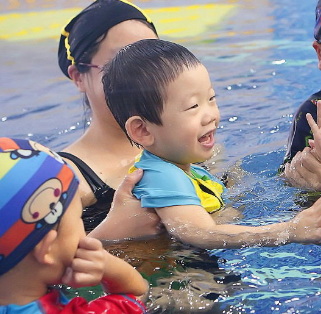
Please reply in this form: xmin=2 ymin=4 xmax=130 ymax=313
xmin=99 ymin=251 xmax=148 ymax=296
xmin=62 ymin=237 xmax=148 ymax=297
xmin=155 ymin=197 xmax=321 ymax=249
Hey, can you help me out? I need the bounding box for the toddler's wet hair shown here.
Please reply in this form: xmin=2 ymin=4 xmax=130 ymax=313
xmin=103 ymin=39 xmax=201 ymax=145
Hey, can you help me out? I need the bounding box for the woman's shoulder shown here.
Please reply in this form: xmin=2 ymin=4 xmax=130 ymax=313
xmin=58 ymin=151 xmax=114 ymax=205
xmin=295 ymin=90 xmax=321 ymax=116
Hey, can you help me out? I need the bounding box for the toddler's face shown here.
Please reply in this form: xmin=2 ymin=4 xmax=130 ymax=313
xmin=148 ymin=64 xmax=220 ymax=169
xmin=54 ymin=190 xmax=86 ymax=266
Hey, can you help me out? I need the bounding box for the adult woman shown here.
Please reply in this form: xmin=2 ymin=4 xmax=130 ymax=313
xmin=57 ymin=0 xmax=161 ymax=237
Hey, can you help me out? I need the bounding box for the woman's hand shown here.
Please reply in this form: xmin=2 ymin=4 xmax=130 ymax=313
xmin=283 ymin=100 xmax=321 ymax=191
xmin=283 ymin=147 xmax=321 ymax=190
xmin=289 ymin=197 xmax=321 ymax=244
xmin=306 ymin=100 xmax=321 ymax=160
xmin=88 ymin=169 xmax=162 ymax=241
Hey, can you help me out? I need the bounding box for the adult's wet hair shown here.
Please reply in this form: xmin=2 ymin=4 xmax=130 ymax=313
xmin=102 ymin=39 xmax=201 ymax=146
xmin=58 ymin=0 xmax=157 ymax=79
xmin=315 ymin=0 xmax=321 ymax=43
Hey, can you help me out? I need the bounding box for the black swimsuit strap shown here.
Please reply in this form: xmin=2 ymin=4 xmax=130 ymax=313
xmin=58 ymin=151 xmax=108 ymax=197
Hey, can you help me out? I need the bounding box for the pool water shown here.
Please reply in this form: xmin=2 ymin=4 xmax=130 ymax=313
xmin=1 ymin=0 xmax=321 ymax=313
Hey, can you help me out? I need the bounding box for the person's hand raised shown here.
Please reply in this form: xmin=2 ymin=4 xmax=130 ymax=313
xmin=307 ymin=100 xmax=321 ymax=161
xmin=283 ymin=100 xmax=321 ymax=191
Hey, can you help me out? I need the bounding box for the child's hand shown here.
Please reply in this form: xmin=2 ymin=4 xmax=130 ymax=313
xmin=61 ymin=237 xmax=106 ymax=288
xmin=307 ymin=100 xmax=321 ymax=161
xmin=289 ymin=197 xmax=321 ymax=243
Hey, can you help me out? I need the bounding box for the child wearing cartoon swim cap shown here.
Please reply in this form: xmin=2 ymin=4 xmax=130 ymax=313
xmin=0 ymin=138 xmax=148 ymax=313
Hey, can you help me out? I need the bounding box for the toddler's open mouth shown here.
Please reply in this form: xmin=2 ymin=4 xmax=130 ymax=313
xmin=198 ymin=131 xmax=215 ymax=148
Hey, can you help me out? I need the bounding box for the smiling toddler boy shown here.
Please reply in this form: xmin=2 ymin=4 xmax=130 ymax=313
xmin=101 ymin=39 xmax=321 ymax=250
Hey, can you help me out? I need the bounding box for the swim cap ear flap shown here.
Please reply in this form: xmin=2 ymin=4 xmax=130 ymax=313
xmin=0 ymin=138 xmax=79 ymax=276
xmin=58 ymin=0 xmax=157 ymax=79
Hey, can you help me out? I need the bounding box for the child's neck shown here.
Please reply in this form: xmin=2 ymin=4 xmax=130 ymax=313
xmin=0 ymin=265 xmax=48 ymax=306
xmin=148 ymin=150 xmax=192 ymax=174
xmin=172 ymin=161 xmax=191 ymax=174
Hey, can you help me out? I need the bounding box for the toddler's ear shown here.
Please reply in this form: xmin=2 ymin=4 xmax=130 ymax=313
xmin=125 ymin=116 xmax=155 ymax=147
xmin=32 ymin=230 xmax=57 ymax=265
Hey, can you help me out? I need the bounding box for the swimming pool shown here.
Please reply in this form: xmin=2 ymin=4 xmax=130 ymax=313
xmin=1 ymin=0 xmax=321 ymax=313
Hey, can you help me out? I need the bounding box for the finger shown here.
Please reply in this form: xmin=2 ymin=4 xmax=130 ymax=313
xmin=301 ymin=147 xmax=319 ymax=167
xmin=61 ymin=267 xmax=97 ymax=288
xmin=310 ymin=148 xmax=321 ymax=163
xmin=61 ymin=267 xmax=73 ymax=285
xmin=62 ymin=269 xmax=100 ymax=288
xmin=73 ymin=240 xmax=105 ymax=264
xmin=289 ymin=169 xmax=310 ymax=188
xmin=284 ymin=158 xmax=309 ymax=188
xmin=313 ymin=196 xmax=321 ymax=207
xmin=69 ymin=273 xmax=98 ymax=288
xmin=317 ymin=100 xmax=321 ymax=127
xmin=306 ymin=113 xmax=318 ymax=134
xmin=74 ymin=246 xmax=104 ymax=262
xmin=78 ymin=237 xmax=103 ymax=251
xmin=302 ymin=150 xmax=321 ymax=173
xmin=116 ymin=168 xmax=143 ymax=196
xmin=294 ymin=153 xmax=321 ymax=190
xmin=295 ymin=160 xmax=314 ymax=178
xmin=308 ymin=139 xmax=315 ymax=148
xmin=293 ymin=151 xmax=311 ymax=174
xmin=289 ymin=151 xmax=302 ymax=169
xmin=70 ymin=255 xmax=103 ymax=272
xmin=284 ymin=162 xmax=297 ymax=183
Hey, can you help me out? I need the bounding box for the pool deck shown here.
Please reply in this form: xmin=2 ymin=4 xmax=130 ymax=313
xmin=0 ymin=1 xmax=235 ymax=42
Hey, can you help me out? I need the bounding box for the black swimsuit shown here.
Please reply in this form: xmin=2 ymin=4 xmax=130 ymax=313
xmin=58 ymin=152 xmax=115 ymax=231
xmin=279 ymin=90 xmax=321 ymax=172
